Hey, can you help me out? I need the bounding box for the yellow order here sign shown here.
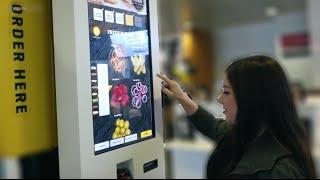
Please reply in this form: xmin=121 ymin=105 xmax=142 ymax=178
xmin=0 ymin=0 xmax=57 ymax=157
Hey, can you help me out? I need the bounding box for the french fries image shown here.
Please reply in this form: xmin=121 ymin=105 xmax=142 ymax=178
xmin=131 ymin=54 xmax=146 ymax=75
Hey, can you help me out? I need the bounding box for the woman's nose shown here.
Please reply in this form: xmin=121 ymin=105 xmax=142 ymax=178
xmin=217 ymin=95 xmax=222 ymax=104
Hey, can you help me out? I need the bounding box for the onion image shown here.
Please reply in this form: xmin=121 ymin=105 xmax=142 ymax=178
xmin=131 ymin=82 xmax=148 ymax=108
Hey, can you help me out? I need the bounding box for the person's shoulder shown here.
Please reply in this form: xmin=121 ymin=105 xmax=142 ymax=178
xmin=264 ymin=155 xmax=305 ymax=178
xmin=229 ymin=131 xmax=305 ymax=178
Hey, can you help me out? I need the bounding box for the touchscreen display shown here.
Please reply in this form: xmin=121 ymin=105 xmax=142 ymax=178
xmin=87 ymin=0 xmax=155 ymax=155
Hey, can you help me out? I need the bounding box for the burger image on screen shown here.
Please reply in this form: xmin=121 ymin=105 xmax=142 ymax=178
xmin=122 ymin=0 xmax=133 ymax=7
xmin=109 ymin=46 xmax=126 ymax=73
xmin=104 ymin=0 xmax=119 ymax=4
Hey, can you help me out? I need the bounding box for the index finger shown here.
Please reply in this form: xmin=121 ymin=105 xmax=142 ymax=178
xmin=156 ymin=73 xmax=171 ymax=83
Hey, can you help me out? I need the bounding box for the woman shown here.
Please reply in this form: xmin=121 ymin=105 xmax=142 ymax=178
xmin=157 ymin=55 xmax=316 ymax=178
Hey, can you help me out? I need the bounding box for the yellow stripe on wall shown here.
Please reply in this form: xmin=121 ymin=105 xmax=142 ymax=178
xmin=0 ymin=0 xmax=57 ymax=157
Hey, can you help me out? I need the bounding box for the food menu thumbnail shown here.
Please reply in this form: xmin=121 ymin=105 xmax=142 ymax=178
xmin=87 ymin=0 xmax=155 ymax=155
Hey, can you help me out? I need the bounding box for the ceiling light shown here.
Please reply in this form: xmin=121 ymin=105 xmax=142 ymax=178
xmin=265 ymin=6 xmax=279 ymax=17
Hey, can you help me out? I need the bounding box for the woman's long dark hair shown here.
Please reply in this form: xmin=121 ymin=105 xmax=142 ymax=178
xmin=210 ymin=55 xmax=316 ymax=178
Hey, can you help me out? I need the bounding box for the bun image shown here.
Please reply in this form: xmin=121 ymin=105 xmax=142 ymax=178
xmin=122 ymin=0 xmax=132 ymax=7
xmin=104 ymin=0 xmax=119 ymax=4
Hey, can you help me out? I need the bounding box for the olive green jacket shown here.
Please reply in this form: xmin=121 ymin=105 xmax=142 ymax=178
xmin=188 ymin=106 xmax=305 ymax=179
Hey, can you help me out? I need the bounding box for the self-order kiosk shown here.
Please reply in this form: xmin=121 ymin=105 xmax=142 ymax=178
xmin=52 ymin=0 xmax=165 ymax=178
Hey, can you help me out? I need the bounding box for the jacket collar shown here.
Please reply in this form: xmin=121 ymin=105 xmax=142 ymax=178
xmin=230 ymin=131 xmax=291 ymax=175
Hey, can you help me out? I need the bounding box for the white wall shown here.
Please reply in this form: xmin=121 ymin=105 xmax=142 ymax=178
xmin=214 ymin=21 xmax=275 ymax=81
xmin=307 ymin=0 xmax=320 ymax=175
xmin=0 ymin=159 xmax=21 ymax=179
xmin=308 ymin=0 xmax=320 ymax=89
xmin=274 ymin=11 xmax=314 ymax=88
xmin=213 ymin=11 xmax=314 ymax=89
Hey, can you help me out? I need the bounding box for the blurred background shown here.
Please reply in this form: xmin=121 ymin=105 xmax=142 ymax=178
xmin=158 ymin=0 xmax=320 ymax=178
xmin=1 ymin=0 xmax=320 ymax=178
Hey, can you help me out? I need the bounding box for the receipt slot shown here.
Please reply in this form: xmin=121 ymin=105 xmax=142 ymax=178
xmin=52 ymin=0 xmax=165 ymax=178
